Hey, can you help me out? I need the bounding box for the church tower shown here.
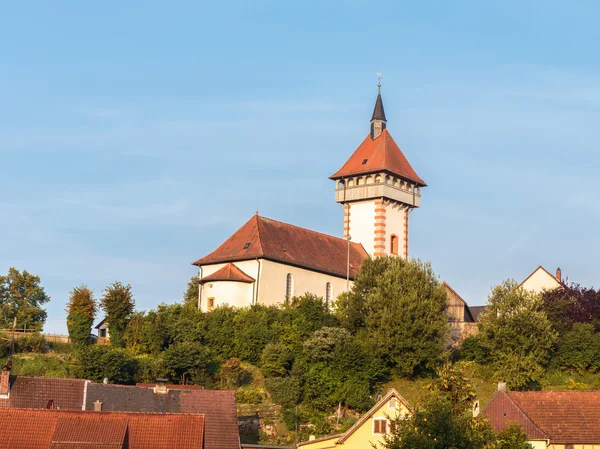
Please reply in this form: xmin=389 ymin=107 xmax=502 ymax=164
xmin=330 ymin=84 xmax=426 ymax=258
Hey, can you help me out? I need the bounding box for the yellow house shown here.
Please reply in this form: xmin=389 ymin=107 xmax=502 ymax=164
xmin=297 ymin=389 xmax=411 ymax=449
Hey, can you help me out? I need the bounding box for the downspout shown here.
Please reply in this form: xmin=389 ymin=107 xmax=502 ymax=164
xmin=82 ymin=380 xmax=89 ymax=410
xmin=254 ymin=258 xmax=262 ymax=305
xmin=198 ymin=267 xmax=203 ymax=310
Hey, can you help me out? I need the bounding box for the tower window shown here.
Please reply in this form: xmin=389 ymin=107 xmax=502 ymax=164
xmin=208 ymin=297 xmax=215 ymax=311
xmin=285 ymin=274 xmax=293 ymax=302
xmin=325 ymin=282 xmax=332 ymax=309
xmin=390 ymin=234 xmax=398 ymax=255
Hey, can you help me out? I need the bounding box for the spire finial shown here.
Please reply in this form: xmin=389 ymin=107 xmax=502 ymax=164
xmin=377 ymin=72 xmax=382 ymax=93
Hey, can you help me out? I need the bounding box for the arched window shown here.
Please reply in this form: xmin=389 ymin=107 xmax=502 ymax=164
xmin=325 ymin=282 xmax=332 ymax=309
xmin=285 ymin=273 xmax=293 ymax=302
xmin=348 ymin=178 xmax=354 ymax=187
xmin=374 ymin=175 xmax=381 ymax=183
xmin=338 ymin=180 xmax=345 ymax=189
xmin=390 ymin=234 xmax=398 ymax=255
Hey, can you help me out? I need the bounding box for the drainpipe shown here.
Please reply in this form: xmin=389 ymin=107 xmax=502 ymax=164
xmin=198 ymin=267 xmax=203 ymax=310
xmin=254 ymin=258 xmax=262 ymax=305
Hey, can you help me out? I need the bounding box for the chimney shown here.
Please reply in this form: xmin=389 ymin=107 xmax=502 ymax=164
xmin=93 ymin=400 xmax=103 ymax=412
xmin=497 ymin=382 xmax=507 ymax=392
xmin=556 ymin=267 xmax=562 ymax=282
xmin=154 ymin=378 xmax=169 ymax=395
xmin=0 ymin=369 xmax=10 ymax=398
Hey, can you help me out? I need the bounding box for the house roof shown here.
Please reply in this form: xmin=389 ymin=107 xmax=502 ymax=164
xmin=329 ymin=129 xmax=426 ymax=186
xmin=199 ymin=263 xmax=255 ymax=284
xmin=86 ymin=384 xmax=240 ymax=449
xmin=335 ymin=388 xmax=412 ymax=444
xmin=0 ymin=376 xmax=86 ymax=410
xmin=0 ymin=408 xmax=205 ymax=449
xmin=483 ymin=390 xmax=600 ymax=444
xmin=0 ymin=375 xmax=239 ymax=449
xmin=468 ymin=306 xmax=487 ymax=322
xmin=94 ymin=318 xmax=106 ymax=329
xmin=192 ymin=215 xmax=369 ymax=279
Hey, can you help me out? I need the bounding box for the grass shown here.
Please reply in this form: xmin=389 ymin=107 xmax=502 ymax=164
xmin=0 ymin=353 xmax=80 ymax=378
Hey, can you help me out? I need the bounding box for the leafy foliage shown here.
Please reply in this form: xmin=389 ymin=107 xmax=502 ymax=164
xmin=79 ymin=345 xmax=138 ymax=384
xmin=554 ymin=323 xmax=600 ymax=373
xmin=478 ymin=279 xmax=557 ymax=390
xmin=541 ymin=284 xmax=600 ymax=332
xmin=336 ymin=256 xmax=449 ymax=377
xmin=100 ymin=282 xmax=135 ymax=348
xmin=183 ymin=275 xmax=200 ymax=306
xmin=66 ymin=285 xmax=96 ymax=351
xmin=0 ymin=268 xmax=50 ymax=331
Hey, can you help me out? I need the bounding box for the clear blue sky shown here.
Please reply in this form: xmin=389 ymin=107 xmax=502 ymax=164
xmin=2 ymin=1 xmax=599 ymax=333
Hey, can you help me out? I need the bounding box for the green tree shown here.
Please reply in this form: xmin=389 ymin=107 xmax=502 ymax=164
xmin=66 ymin=285 xmax=96 ymax=351
xmin=554 ymin=323 xmax=600 ymax=373
xmin=0 ymin=268 xmax=50 ymax=331
xmin=183 ymin=275 xmax=200 ymax=307
xmin=78 ymin=345 xmax=138 ymax=384
xmin=495 ymin=423 xmax=532 ymax=449
xmin=260 ymin=343 xmax=292 ymax=377
xmin=478 ymin=279 xmax=557 ymax=390
xmin=100 ymin=282 xmax=135 ymax=348
xmin=336 ymin=257 xmax=449 ymax=377
xmin=162 ymin=340 xmax=212 ymax=384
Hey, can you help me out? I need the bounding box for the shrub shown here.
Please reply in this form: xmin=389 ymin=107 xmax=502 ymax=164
xmin=264 ymin=376 xmax=302 ymax=408
xmin=459 ymin=336 xmax=491 ymax=364
xmin=15 ymin=333 xmax=47 ymax=353
xmin=555 ymin=323 xmax=600 ymax=373
xmin=236 ymin=386 xmax=266 ymax=404
xmin=220 ymin=357 xmax=252 ymax=388
xmin=260 ymin=343 xmax=292 ymax=378
xmin=79 ymin=345 xmax=138 ymax=384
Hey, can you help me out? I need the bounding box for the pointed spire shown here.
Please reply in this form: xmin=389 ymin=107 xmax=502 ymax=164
xmin=370 ymin=77 xmax=387 ymax=139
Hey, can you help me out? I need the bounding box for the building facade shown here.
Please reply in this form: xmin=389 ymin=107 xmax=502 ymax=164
xmin=192 ymin=86 xmax=426 ymax=311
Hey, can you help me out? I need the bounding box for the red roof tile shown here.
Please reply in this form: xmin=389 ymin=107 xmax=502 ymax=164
xmin=200 ymin=263 xmax=255 ymax=284
xmin=330 ymin=129 xmax=426 ymax=186
xmin=192 ymin=215 xmax=369 ymax=279
xmin=0 ymin=409 xmax=205 ymax=449
xmin=0 ymin=376 xmax=85 ymax=410
xmin=483 ymin=390 xmax=600 ymax=444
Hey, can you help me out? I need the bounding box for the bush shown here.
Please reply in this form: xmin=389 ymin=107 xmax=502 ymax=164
xmin=220 ymin=357 xmax=252 ymax=388
xmin=555 ymin=323 xmax=600 ymax=373
xmin=78 ymin=345 xmax=138 ymax=384
xmin=260 ymin=344 xmax=292 ymax=378
xmin=0 ymin=333 xmax=10 ymax=357
xmin=236 ymin=386 xmax=266 ymax=404
xmin=264 ymin=376 xmax=302 ymax=408
xmin=459 ymin=336 xmax=491 ymax=364
xmin=15 ymin=333 xmax=47 ymax=353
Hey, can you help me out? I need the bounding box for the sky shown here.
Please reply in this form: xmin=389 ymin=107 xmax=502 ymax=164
xmin=1 ymin=1 xmax=599 ymax=334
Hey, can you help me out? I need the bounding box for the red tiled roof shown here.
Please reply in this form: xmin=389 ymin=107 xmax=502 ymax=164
xmin=192 ymin=215 xmax=369 ymax=279
xmin=200 ymin=263 xmax=255 ymax=284
xmin=0 ymin=376 xmax=85 ymax=410
xmin=483 ymin=390 xmax=600 ymax=444
xmin=330 ymin=129 xmax=426 ymax=186
xmin=0 ymin=409 xmax=205 ymax=449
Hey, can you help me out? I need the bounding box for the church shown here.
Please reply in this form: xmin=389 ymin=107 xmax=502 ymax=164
xmin=192 ymin=84 xmax=427 ymax=312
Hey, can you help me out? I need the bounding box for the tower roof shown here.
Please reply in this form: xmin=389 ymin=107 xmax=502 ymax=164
xmin=371 ymin=88 xmax=387 ymax=122
xmin=192 ymin=215 xmax=369 ymax=279
xmin=330 ymin=129 xmax=426 ymax=186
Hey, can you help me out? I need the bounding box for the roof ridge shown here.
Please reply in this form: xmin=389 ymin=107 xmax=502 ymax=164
xmin=257 ymin=215 xmax=359 ymax=247
xmin=504 ymin=392 xmax=549 ymax=439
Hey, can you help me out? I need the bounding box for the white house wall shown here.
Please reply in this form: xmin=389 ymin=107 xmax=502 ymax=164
xmin=521 ymin=268 xmax=561 ymax=294
xmin=257 ymin=259 xmax=351 ymax=307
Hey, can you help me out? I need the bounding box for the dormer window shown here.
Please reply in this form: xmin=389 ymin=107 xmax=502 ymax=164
xmin=362 ymin=159 xmax=368 ymax=165
xmin=243 ymin=242 xmax=250 ymax=249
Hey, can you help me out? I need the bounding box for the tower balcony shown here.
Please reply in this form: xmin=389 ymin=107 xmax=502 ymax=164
xmin=334 ymin=175 xmax=421 ymax=207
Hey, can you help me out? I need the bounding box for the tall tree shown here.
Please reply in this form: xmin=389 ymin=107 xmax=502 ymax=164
xmin=0 ymin=267 xmax=50 ymax=331
xmin=66 ymin=285 xmax=96 ymax=351
xmin=478 ymin=279 xmax=557 ymax=390
xmin=336 ymin=256 xmax=449 ymax=377
xmin=183 ymin=275 xmax=200 ymax=307
xmin=100 ymin=282 xmax=135 ymax=348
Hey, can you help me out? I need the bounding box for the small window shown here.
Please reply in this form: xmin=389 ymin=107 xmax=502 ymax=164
xmin=362 ymin=159 xmax=368 ymax=165
xmin=389 ymin=397 xmax=398 ymax=409
xmin=373 ymin=418 xmax=387 ymax=435
xmin=285 ymin=274 xmax=293 ymax=302
xmin=208 ymin=297 xmax=215 ymax=311
xmin=325 ymin=282 xmax=332 ymax=309
xmin=390 ymin=235 xmax=398 ymax=255
xmin=375 ymin=175 xmax=381 ymax=183
xmin=243 ymin=242 xmax=251 ymax=249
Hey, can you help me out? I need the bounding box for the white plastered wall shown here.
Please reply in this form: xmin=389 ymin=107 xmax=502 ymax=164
xmin=385 ymin=202 xmax=407 ymax=256
xmin=521 ymin=267 xmax=561 ymax=294
xmin=348 ymin=201 xmax=376 ymax=255
xmin=257 ymin=260 xmax=350 ymax=307
xmin=198 ymin=260 xmax=260 ymax=311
